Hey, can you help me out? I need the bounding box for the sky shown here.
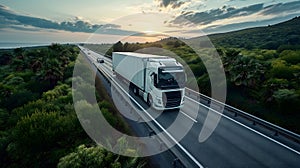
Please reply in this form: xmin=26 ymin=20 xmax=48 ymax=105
xmin=0 ymin=0 xmax=300 ymax=44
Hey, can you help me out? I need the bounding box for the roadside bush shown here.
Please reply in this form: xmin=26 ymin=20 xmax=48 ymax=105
xmin=279 ymin=50 xmax=300 ymax=64
xmin=273 ymin=89 xmax=300 ymax=114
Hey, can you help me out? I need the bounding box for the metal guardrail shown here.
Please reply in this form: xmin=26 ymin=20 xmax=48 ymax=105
xmin=185 ymin=88 xmax=300 ymax=144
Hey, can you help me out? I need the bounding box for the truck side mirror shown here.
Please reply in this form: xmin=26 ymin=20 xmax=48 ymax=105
xmin=150 ymin=72 xmax=157 ymax=87
xmin=153 ymin=74 xmax=157 ymax=87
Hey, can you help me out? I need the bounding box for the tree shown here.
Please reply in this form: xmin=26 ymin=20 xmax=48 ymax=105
xmin=123 ymin=42 xmax=142 ymax=52
xmin=222 ymin=49 xmax=267 ymax=89
xmin=0 ymin=52 xmax=13 ymax=65
xmin=58 ymin=140 xmax=146 ymax=168
xmin=58 ymin=144 xmax=120 ymax=168
xmin=33 ymin=45 xmax=78 ymax=88
xmin=166 ymin=41 xmax=174 ymax=46
xmin=279 ymin=50 xmax=300 ymax=64
xmin=0 ymin=108 xmax=9 ymax=130
xmin=197 ymin=74 xmax=211 ymax=96
xmin=123 ymin=42 xmax=130 ymax=51
xmin=42 ymin=84 xmax=71 ymax=101
xmin=270 ymin=60 xmax=295 ymax=80
xmin=4 ymin=89 xmax=38 ymax=111
xmin=113 ymin=41 xmax=123 ymax=52
xmin=260 ymin=41 xmax=280 ymax=50
xmin=13 ymin=47 xmax=24 ymax=57
xmin=221 ymin=48 xmax=240 ymax=69
xmin=12 ymin=99 xmax=59 ymax=120
xmin=273 ymin=89 xmax=300 ymax=113
xmin=9 ymin=111 xmax=83 ymax=167
xmin=11 ymin=57 xmax=25 ymax=71
xmin=189 ymin=63 xmax=206 ymax=77
xmin=173 ymin=40 xmax=181 ymax=48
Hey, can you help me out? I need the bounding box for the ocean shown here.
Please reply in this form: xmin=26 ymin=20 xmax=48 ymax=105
xmin=0 ymin=42 xmax=52 ymax=49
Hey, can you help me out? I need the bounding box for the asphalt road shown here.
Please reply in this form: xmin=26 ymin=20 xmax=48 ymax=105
xmin=79 ymin=45 xmax=300 ymax=167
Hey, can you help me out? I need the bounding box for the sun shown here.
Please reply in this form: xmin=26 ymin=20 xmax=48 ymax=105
xmin=143 ymin=30 xmax=160 ymax=36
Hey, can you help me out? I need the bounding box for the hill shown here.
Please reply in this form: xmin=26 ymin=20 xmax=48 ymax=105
xmin=207 ymin=16 xmax=300 ymax=50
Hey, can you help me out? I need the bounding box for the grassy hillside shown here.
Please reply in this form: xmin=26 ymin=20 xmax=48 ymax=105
xmin=208 ymin=16 xmax=300 ymax=50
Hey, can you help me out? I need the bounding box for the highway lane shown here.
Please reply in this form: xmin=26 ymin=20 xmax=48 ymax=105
xmin=79 ymin=45 xmax=300 ymax=167
xmin=181 ymin=101 xmax=300 ymax=167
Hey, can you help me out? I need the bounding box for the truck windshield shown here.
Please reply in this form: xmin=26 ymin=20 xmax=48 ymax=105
xmin=157 ymin=67 xmax=186 ymax=89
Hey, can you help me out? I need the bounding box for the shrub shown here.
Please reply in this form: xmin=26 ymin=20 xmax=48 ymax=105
xmin=273 ymin=89 xmax=300 ymax=113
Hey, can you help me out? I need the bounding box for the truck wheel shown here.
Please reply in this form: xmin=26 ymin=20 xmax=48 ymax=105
xmin=129 ymin=83 xmax=134 ymax=94
xmin=147 ymin=94 xmax=153 ymax=107
xmin=133 ymin=86 xmax=138 ymax=96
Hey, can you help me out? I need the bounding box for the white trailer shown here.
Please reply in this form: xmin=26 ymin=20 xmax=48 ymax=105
xmin=112 ymin=52 xmax=186 ymax=110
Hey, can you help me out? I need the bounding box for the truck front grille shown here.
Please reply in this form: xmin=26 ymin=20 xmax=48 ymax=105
xmin=162 ymin=91 xmax=181 ymax=108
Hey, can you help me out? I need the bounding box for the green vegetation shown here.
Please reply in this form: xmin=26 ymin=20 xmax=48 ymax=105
xmin=58 ymin=142 xmax=145 ymax=168
xmin=0 ymin=44 xmax=146 ymax=167
xmin=209 ymin=16 xmax=300 ymax=50
xmin=207 ymin=17 xmax=300 ymax=127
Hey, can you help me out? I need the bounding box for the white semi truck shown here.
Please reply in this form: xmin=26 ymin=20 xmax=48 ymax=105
xmin=112 ymin=52 xmax=186 ymax=110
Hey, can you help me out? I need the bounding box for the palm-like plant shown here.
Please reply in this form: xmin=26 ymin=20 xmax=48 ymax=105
xmin=222 ymin=49 xmax=267 ymax=89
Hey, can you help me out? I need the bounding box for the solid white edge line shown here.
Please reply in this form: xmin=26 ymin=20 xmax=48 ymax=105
xmin=185 ymin=96 xmax=300 ymax=155
xmin=180 ymin=110 xmax=198 ymax=123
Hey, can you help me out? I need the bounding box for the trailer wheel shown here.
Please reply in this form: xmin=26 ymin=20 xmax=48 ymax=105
xmin=147 ymin=94 xmax=153 ymax=107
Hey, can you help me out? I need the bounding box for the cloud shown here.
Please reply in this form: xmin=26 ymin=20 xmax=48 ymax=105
xmin=261 ymin=1 xmax=300 ymax=15
xmin=169 ymin=1 xmax=300 ymax=33
xmin=0 ymin=4 xmax=15 ymax=14
xmin=171 ymin=3 xmax=264 ymax=25
xmin=156 ymin=0 xmax=187 ymax=9
xmin=225 ymin=0 xmax=247 ymax=2
xmin=0 ymin=4 xmax=137 ymax=36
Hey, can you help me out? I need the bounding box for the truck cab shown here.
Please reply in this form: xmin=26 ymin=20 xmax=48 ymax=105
xmin=146 ymin=59 xmax=186 ymax=110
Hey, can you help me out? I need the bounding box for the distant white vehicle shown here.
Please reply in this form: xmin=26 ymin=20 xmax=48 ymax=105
xmin=112 ymin=52 xmax=186 ymax=110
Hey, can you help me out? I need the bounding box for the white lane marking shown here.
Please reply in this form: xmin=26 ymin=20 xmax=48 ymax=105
xmin=180 ymin=110 xmax=198 ymax=123
xmin=185 ymin=96 xmax=300 ymax=155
